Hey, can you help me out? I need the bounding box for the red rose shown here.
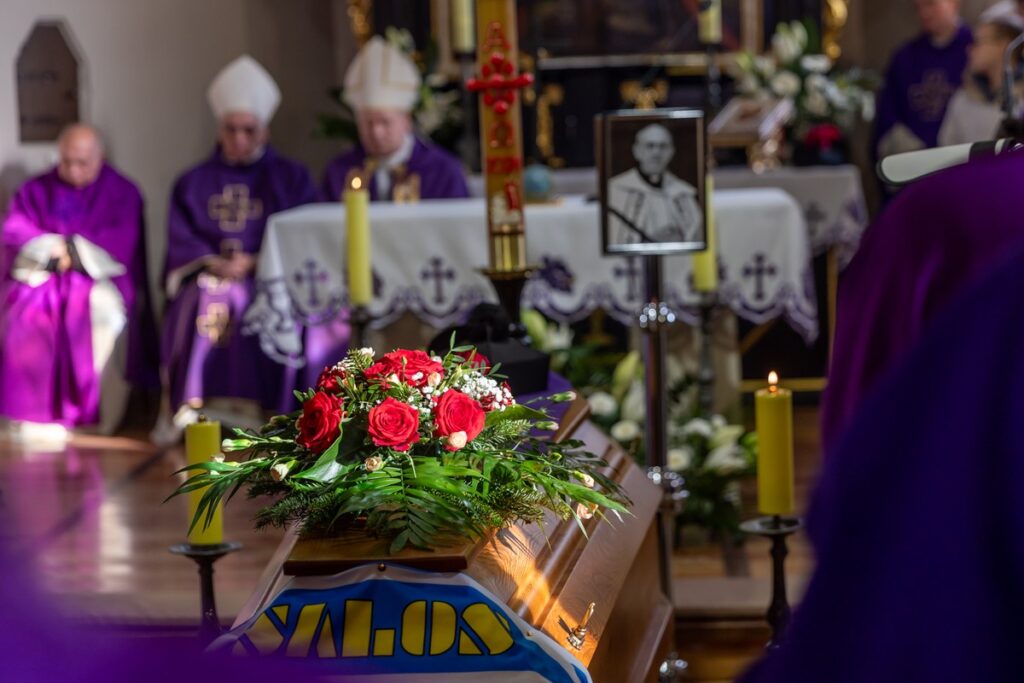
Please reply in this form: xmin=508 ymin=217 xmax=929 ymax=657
xmin=296 ymin=391 xmax=345 ymax=453
xmin=433 ymin=389 xmax=486 ymax=451
xmin=316 ymin=365 xmax=346 ymax=393
xmin=367 ymin=397 xmax=421 ymax=451
xmin=479 ymin=381 xmax=514 ymax=412
xmin=364 ymin=349 xmax=443 ymax=388
xmin=461 ymin=350 xmax=491 ymax=372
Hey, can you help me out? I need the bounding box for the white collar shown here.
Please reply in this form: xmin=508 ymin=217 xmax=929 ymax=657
xmin=379 ymin=134 xmax=415 ymax=169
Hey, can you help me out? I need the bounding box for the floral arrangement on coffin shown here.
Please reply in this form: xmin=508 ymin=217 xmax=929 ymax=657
xmin=317 ymin=27 xmax=465 ymax=153
xmin=731 ymin=20 xmax=877 ymax=163
xmin=173 ymin=343 xmax=629 ymax=553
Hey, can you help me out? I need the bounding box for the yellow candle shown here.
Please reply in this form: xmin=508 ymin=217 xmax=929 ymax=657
xmin=451 ymin=0 xmax=475 ymax=54
xmin=699 ymin=0 xmax=723 ymax=44
xmin=185 ymin=417 xmax=223 ymax=545
xmin=692 ymin=174 xmax=718 ymax=292
xmin=346 ymin=176 xmax=372 ymax=306
xmin=755 ymin=371 xmax=795 ymax=516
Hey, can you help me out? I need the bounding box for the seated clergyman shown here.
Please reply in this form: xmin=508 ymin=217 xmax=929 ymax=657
xmin=607 ymin=123 xmax=703 ymax=247
xmin=321 ymin=36 xmax=469 ymax=202
xmin=0 ymin=124 xmax=155 ymax=438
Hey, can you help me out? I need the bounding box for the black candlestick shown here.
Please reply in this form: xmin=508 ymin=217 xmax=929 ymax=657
xmin=739 ymin=515 xmax=802 ymax=648
xmin=481 ymin=267 xmax=534 ymax=339
xmin=697 ymin=292 xmax=716 ymax=416
xmin=169 ymin=541 xmax=243 ymax=645
xmin=350 ymin=304 xmax=371 ymax=349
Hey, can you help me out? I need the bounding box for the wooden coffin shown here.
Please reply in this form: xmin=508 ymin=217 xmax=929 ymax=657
xmin=234 ymin=400 xmax=673 ymax=682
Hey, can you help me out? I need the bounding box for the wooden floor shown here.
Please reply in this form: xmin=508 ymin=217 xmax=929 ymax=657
xmin=0 ymin=405 xmax=823 ymax=679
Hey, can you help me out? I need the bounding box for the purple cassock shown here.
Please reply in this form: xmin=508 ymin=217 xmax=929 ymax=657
xmin=321 ymin=137 xmax=469 ymax=202
xmin=0 ymin=164 xmax=155 ymax=427
xmin=873 ymin=24 xmax=972 ymax=157
xmin=821 ymin=151 xmax=1024 ymax=452
xmin=163 ymin=145 xmax=317 ymax=413
xmin=740 ymin=242 xmax=1024 ymax=683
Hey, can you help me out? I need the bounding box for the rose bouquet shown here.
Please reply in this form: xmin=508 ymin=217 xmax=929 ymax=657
xmin=173 ymin=343 xmax=629 ymax=553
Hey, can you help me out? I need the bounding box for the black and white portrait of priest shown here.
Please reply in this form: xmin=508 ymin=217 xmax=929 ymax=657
xmin=601 ymin=109 xmax=706 ymax=255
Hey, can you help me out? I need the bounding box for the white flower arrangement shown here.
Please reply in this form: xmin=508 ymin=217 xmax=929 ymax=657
xmin=733 ymin=20 xmax=877 ymax=140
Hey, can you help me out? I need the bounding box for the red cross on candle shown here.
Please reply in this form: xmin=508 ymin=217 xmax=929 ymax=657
xmin=466 ymin=50 xmax=534 ymax=115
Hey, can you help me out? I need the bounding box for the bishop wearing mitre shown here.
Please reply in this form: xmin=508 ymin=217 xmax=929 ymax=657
xmin=322 ymin=36 xmax=469 ymax=202
xmin=159 ymin=56 xmax=317 ymax=437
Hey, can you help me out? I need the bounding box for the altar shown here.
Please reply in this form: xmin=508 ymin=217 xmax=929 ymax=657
xmin=244 ymin=190 xmax=817 ymax=369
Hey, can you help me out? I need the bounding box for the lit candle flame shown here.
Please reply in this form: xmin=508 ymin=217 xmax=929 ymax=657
xmin=351 ymin=176 xmax=362 ymax=191
xmin=768 ymin=370 xmax=779 ymax=393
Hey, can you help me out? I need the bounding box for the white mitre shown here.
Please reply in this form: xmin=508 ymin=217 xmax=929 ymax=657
xmin=344 ymin=36 xmax=421 ymax=112
xmin=207 ymin=55 xmax=281 ymax=124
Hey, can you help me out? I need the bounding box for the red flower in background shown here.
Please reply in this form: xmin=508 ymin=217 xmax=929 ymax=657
xmin=365 ymin=350 xmax=444 ymax=388
xmin=296 ymin=392 xmax=345 ymax=453
xmin=461 ymin=350 xmax=491 ymax=372
xmin=804 ymin=123 xmax=842 ymax=150
xmin=367 ymin=397 xmax=421 ymax=452
xmin=433 ymin=389 xmax=486 ymax=451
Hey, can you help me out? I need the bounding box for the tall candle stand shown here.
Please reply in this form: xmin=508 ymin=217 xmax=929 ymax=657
xmin=350 ymin=303 xmax=372 ymax=349
xmin=739 ymin=515 xmax=803 ymax=648
xmin=482 ymin=267 xmax=534 ymax=339
xmin=170 ymin=541 xmax=243 ymax=645
xmin=696 ymin=291 xmax=717 ymax=416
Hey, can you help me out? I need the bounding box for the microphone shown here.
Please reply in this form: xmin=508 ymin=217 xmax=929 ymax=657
xmin=877 ymin=138 xmax=1023 ymax=186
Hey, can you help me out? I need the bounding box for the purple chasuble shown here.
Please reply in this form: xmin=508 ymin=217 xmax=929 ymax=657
xmin=321 ymin=137 xmax=469 ymax=202
xmin=162 ymin=145 xmax=317 ymax=412
xmin=0 ymin=164 xmax=154 ymax=427
xmin=822 ymin=150 xmax=1024 ymax=452
xmin=873 ymin=25 xmax=972 ymax=157
xmin=741 ymin=243 xmax=1024 ymax=683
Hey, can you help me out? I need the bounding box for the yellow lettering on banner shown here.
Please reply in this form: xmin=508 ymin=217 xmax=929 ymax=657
xmin=245 ymin=613 xmax=287 ymax=654
xmin=462 ymin=603 xmax=514 ymax=655
xmin=287 ymin=603 xmax=326 ymax=656
xmin=317 ymin=609 xmax=337 ymax=657
xmin=342 ymin=600 xmax=373 ymax=657
xmin=401 ymin=600 xmax=427 ymax=655
xmin=373 ymin=628 xmax=396 ymax=656
xmin=458 ymin=630 xmax=482 ymax=655
xmin=430 ymin=602 xmax=457 ymax=654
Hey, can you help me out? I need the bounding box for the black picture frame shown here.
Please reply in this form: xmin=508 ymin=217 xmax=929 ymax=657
xmin=597 ymin=108 xmax=707 ymax=256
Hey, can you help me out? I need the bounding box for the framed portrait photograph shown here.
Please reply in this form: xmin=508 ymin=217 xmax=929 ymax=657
xmin=597 ymin=108 xmax=707 ymax=256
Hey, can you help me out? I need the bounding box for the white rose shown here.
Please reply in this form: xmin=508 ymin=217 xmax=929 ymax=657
xmin=770 ymin=71 xmax=801 ymax=98
xmin=446 ymin=431 xmax=468 ymax=450
xmin=705 ymin=445 xmax=748 ymax=474
xmin=586 ymin=392 xmax=617 ymax=418
xmin=800 ymin=54 xmax=832 ymax=74
xmin=610 ymin=419 xmax=640 ymax=443
xmin=709 ymin=424 xmax=745 ymax=450
xmin=805 ymin=90 xmax=830 ymax=117
xmin=790 ymin=21 xmax=808 ymax=49
xmin=754 ymin=56 xmax=776 ymax=79
xmin=804 ymin=73 xmax=827 ymax=94
xmin=547 ymin=323 xmax=573 ymax=351
xmin=621 ymin=380 xmax=646 ymax=423
xmin=681 ymin=417 xmax=713 ymax=439
xmin=667 ymin=446 xmax=694 ymax=472
xmin=772 ymin=32 xmax=801 ymax=65
xmin=356 ymin=347 xmax=374 ymax=357
xmin=364 ymin=455 xmax=384 ymax=472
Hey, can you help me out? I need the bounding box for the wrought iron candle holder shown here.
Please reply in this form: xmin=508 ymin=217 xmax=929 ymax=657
xmin=739 ymin=515 xmax=803 ymax=648
xmin=696 ymin=291 xmax=717 ymax=416
xmin=169 ymin=541 xmax=243 ymax=645
xmin=350 ymin=304 xmax=372 ymax=349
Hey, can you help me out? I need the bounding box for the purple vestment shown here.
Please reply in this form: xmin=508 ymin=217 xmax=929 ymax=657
xmin=321 ymin=137 xmax=469 ymax=202
xmin=162 ymin=146 xmax=317 ymax=412
xmin=741 ymin=242 xmax=1024 ymax=682
xmin=873 ymin=25 xmax=972 ymax=156
xmin=0 ymin=164 xmax=155 ymax=427
xmin=821 ymin=150 xmax=1024 ymax=451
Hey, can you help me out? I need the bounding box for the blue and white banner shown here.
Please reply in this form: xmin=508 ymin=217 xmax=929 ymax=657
xmin=213 ymin=564 xmax=592 ymax=683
